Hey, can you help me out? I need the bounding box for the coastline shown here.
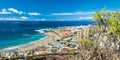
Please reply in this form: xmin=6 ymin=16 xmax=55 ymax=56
xmin=0 ymin=31 xmax=60 ymax=52
xmin=0 ymin=25 xmax=87 ymax=52
xmin=18 ymin=31 xmax=60 ymax=51
xmin=0 ymin=34 xmax=47 ymax=51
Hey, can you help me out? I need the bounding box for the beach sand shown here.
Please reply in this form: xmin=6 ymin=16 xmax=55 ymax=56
xmin=18 ymin=32 xmax=61 ymax=51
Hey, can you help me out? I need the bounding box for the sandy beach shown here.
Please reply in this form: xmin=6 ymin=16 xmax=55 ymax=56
xmin=18 ymin=32 xmax=61 ymax=51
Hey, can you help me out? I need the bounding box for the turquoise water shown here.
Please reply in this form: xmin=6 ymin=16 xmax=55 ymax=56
xmin=0 ymin=21 xmax=94 ymax=49
xmin=0 ymin=33 xmax=45 ymax=49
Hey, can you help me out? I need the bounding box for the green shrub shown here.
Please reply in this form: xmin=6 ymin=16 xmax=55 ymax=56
xmin=69 ymin=50 xmax=75 ymax=55
xmin=15 ymin=56 xmax=20 ymax=59
xmin=80 ymin=39 xmax=92 ymax=49
xmin=26 ymin=56 xmax=32 ymax=59
xmin=33 ymin=56 xmax=41 ymax=59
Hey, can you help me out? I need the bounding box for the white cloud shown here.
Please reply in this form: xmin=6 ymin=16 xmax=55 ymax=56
xmin=52 ymin=13 xmax=74 ymax=15
xmin=75 ymin=11 xmax=95 ymax=15
xmin=0 ymin=17 xmax=19 ymax=20
xmin=0 ymin=16 xmax=28 ymax=20
xmin=51 ymin=11 xmax=95 ymax=16
xmin=28 ymin=12 xmax=41 ymax=16
xmin=8 ymin=8 xmax=25 ymax=14
xmin=0 ymin=17 xmax=46 ymax=21
xmin=78 ymin=16 xmax=92 ymax=20
xmin=0 ymin=8 xmax=12 ymax=14
xmin=35 ymin=18 xmax=46 ymax=21
xmin=20 ymin=16 xmax=28 ymax=20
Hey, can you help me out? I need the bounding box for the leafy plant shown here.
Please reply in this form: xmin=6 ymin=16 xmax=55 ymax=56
xmin=80 ymin=39 xmax=92 ymax=49
xmin=69 ymin=50 xmax=75 ymax=55
xmin=93 ymin=8 xmax=120 ymax=50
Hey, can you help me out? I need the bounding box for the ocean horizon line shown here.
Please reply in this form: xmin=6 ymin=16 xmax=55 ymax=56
xmin=0 ymin=20 xmax=94 ymax=22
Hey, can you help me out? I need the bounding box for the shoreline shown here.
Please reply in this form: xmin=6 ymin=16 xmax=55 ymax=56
xmin=0 ymin=31 xmax=60 ymax=52
xmin=0 ymin=25 xmax=86 ymax=51
xmin=0 ymin=32 xmax=46 ymax=51
xmin=1 ymin=35 xmax=47 ymax=50
xmin=0 ymin=25 xmax=89 ymax=52
xmin=18 ymin=31 xmax=60 ymax=51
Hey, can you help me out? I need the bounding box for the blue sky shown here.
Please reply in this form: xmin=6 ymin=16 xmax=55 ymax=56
xmin=0 ymin=0 xmax=120 ymax=21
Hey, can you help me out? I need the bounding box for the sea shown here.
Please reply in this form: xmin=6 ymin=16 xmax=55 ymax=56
xmin=0 ymin=20 xmax=95 ymax=50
